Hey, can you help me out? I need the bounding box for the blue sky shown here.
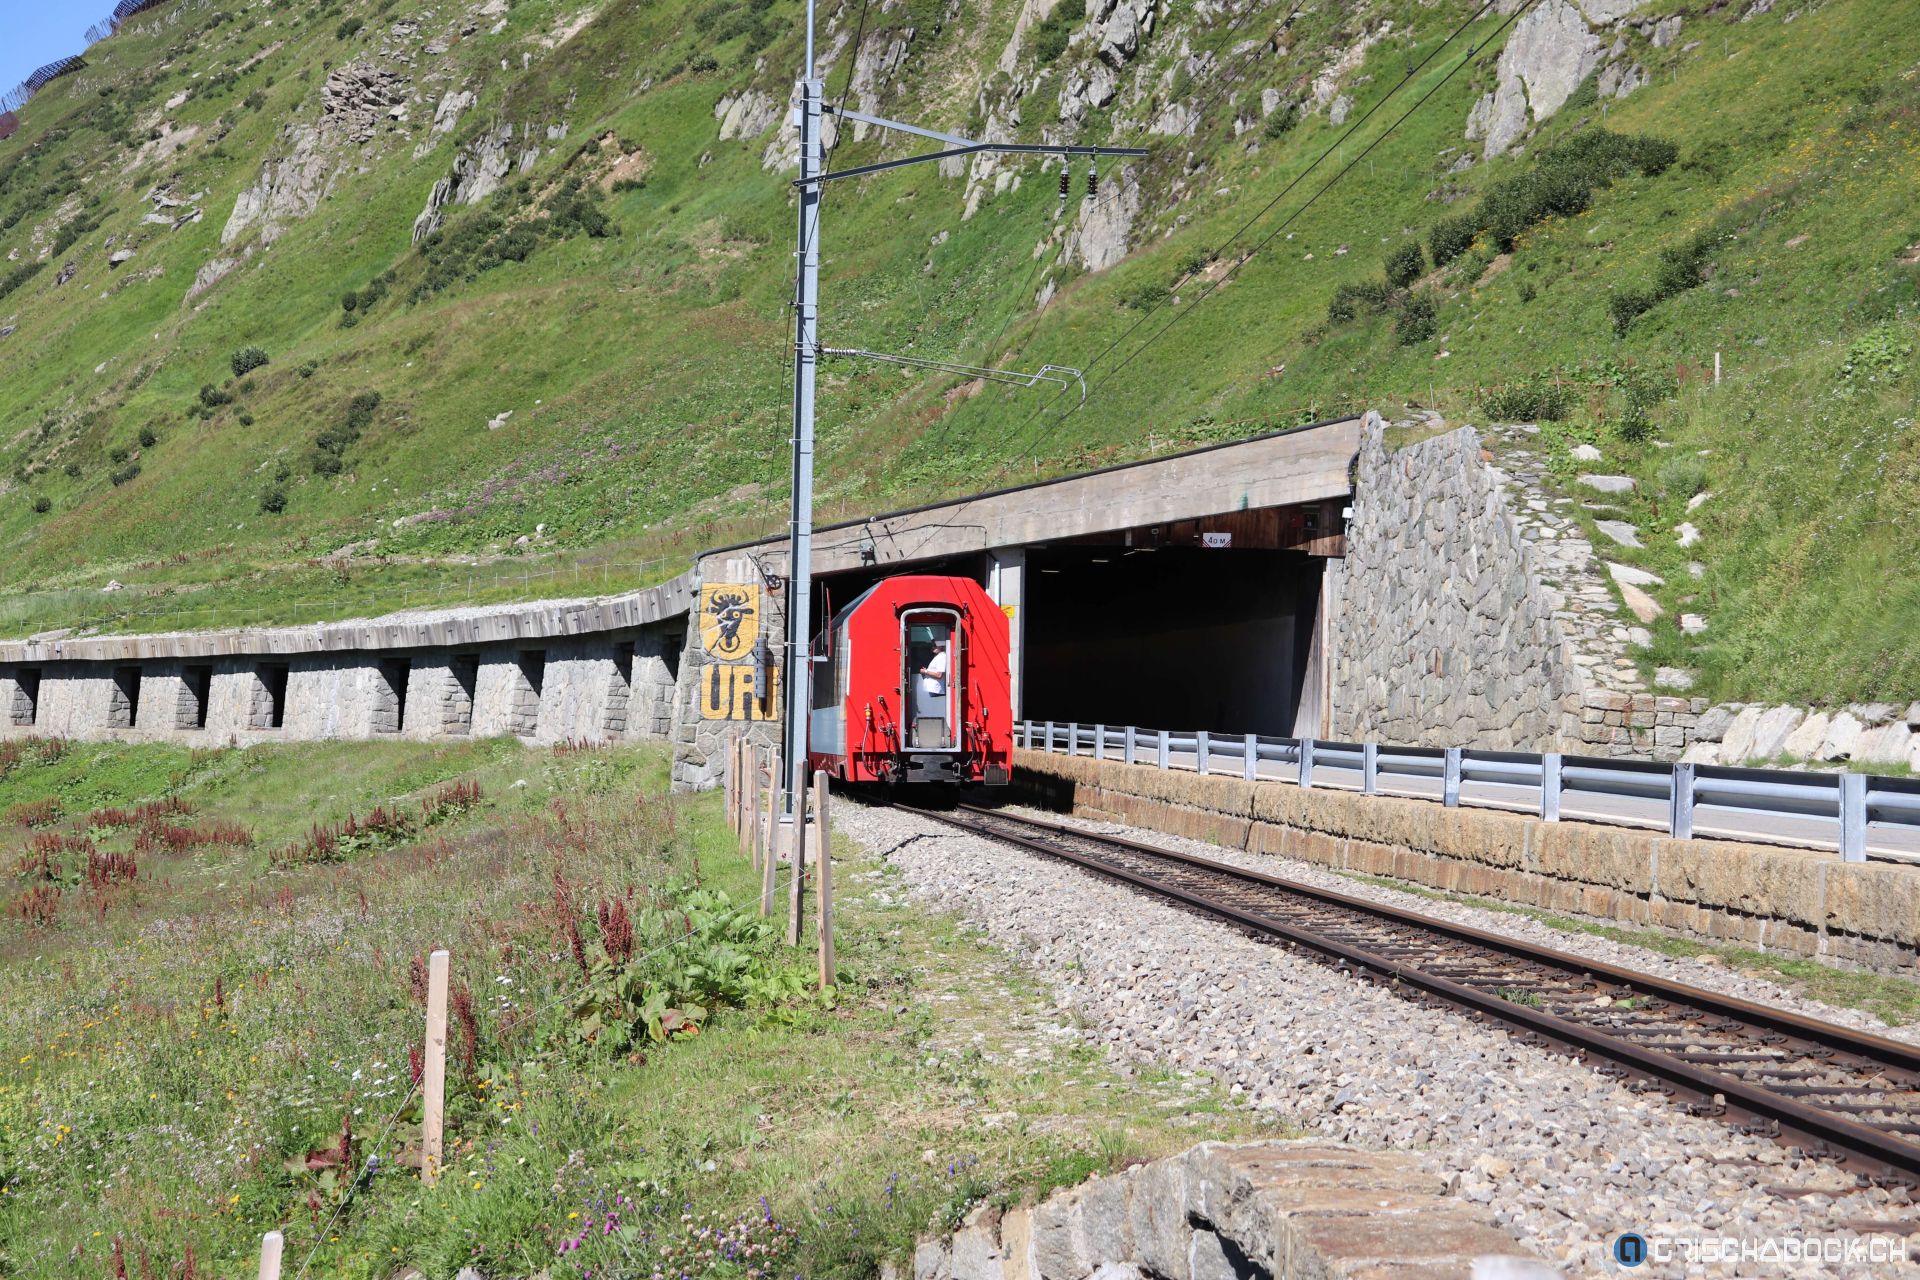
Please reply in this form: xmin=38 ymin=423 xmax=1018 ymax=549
xmin=1 ymin=4 xmax=100 ymax=103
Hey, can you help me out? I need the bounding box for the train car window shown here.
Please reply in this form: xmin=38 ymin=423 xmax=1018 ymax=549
xmin=904 ymin=616 xmax=956 ymax=749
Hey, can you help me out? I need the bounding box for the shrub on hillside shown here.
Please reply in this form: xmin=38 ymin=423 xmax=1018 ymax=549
xmin=1609 ymin=289 xmax=1655 ymax=337
xmin=1326 ymin=278 xmax=1396 ymax=324
xmin=1429 ymin=213 xmax=1478 ymax=267
xmin=1119 ymin=280 xmax=1170 ymax=312
xmin=63 ymin=462 xmax=80 ymax=477
xmin=259 ymin=486 xmax=287 ymax=513
xmin=199 ymin=384 xmax=234 ymax=408
xmin=1031 ymin=2 xmax=1085 ymax=65
xmin=1480 ymin=375 xmax=1572 ymax=422
xmin=1656 ymin=455 xmax=1708 ymax=498
xmin=32 ymin=497 xmax=50 ymax=514
xmin=109 ymin=463 xmax=141 ymax=486
xmin=1394 ymin=291 xmax=1438 ymax=346
xmin=230 ymin=346 xmax=269 ymax=377
xmin=336 ymin=17 xmax=364 ymax=40
xmin=138 ymin=426 xmax=157 ymax=448
xmin=1263 ymin=101 xmax=1300 ymax=139
xmin=1432 ymin=128 xmax=1676 ymax=266
xmin=1384 ymin=241 xmax=1426 ymax=289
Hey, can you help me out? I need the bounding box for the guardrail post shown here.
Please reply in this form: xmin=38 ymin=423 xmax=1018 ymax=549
xmin=1443 ymin=748 xmax=1462 ymax=808
xmin=1157 ymin=729 xmax=1170 ymax=770
xmin=1839 ymin=772 xmax=1867 ymax=863
xmin=1298 ymin=737 xmax=1316 ymax=789
xmin=1243 ymin=733 xmax=1257 ymax=781
xmin=1361 ymin=742 xmax=1378 ymax=796
xmin=1124 ymin=725 xmax=1137 ymax=766
xmin=1020 ymin=720 xmax=1031 ymax=749
xmin=1541 ymin=752 xmax=1562 ymax=822
xmin=1196 ymin=730 xmax=1211 ymax=775
xmin=1669 ymin=762 xmax=1695 ymax=840
xmin=1045 ymin=720 xmax=1056 ymax=752
xmin=1093 ymin=723 xmax=1106 ymax=761
xmin=1067 ymin=723 xmax=1080 ymax=757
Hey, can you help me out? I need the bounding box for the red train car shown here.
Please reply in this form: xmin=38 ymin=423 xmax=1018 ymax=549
xmin=808 ymin=574 xmax=1013 ymax=786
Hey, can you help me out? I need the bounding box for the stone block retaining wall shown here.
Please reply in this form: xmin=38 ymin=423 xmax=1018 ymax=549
xmin=908 ymin=1140 xmax=1541 ymax=1280
xmin=1015 ymin=750 xmax=1920 ymax=971
xmin=0 ymin=591 xmax=691 ymax=750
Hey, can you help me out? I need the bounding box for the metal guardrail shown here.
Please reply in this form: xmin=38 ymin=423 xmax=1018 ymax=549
xmin=1017 ymin=721 xmax=1920 ymax=864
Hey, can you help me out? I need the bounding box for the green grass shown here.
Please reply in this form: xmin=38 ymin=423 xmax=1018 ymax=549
xmin=1337 ymin=871 xmax=1920 ymax=1027
xmin=0 ymin=0 xmax=1915 ymax=700
xmin=0 ymin=738 xmax=1268 ymax=1277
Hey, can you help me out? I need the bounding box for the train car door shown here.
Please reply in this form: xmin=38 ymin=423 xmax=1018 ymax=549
xmin=901 ymin=609 xmax=961 ymax=751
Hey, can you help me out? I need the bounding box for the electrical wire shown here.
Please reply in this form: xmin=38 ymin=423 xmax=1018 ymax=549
xmin=995 ymin=0 xmax=1514 ymax=462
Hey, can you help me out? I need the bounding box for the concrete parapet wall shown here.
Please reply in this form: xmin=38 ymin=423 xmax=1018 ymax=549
xmin=1015 ymin=750 xmax=1920 ymax=971
xmin=910 ymin=1140 xmax=1541 ymax=1280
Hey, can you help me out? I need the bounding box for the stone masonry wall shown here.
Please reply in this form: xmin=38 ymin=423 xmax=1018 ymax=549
xmin=0 ymin=629 xmax=685 ymax=750
xmin=1016 ymin=750 xmax=1920 ymax=971
xmin=1330 ymin=413 xmax=1582 ymax=750
xmin=1330 ymin=412 xmax=1709 ymax=758
xmin=907 ymin=1140 xmax=1540 ymax=1280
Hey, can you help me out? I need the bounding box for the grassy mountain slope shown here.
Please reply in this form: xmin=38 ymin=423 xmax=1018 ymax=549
xmin=0 ymin=0 xmax=1915 ymax=700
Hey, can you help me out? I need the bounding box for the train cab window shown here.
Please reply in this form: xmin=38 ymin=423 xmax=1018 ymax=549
xmin=903 ymin=615 xmax=959 ymax=749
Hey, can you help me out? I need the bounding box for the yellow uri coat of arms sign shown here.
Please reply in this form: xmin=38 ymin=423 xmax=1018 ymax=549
xmin=696 ymin=583 xmax=778 ymax=721
xmin=699 ymin=584 xmax=760 ymax=659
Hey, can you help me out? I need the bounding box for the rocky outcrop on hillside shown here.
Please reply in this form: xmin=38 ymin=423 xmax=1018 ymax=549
xmin=1466 ymin=0 xmax=1667 ymax=158
xmin=222 ymin=61 xmax=413 ymax=247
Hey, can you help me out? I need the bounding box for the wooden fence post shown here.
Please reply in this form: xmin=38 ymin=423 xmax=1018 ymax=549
xmin=786 ymin=781 xmax=806 ymax=948
xmin=256 ymin=1231 xmax=284 ymax=1280
xmin=748 ymin=748 xmax=765 ymax=869
xmin=421 ymin=949 xmax=449 ymax=1187
xmin=761 ymin=751 xmax=780 ymax=918
xmin=814 ymin=770 xmax=834 ymax=989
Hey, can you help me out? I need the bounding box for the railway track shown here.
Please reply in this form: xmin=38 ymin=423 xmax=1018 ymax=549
xmin=916 ymin=802 xmax=1920 ymax=1184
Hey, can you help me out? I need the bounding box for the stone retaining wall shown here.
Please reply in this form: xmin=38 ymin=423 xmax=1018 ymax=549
xmin=908 ymin=1140 xmax=1544 ymax=1280
xmin=1328 ymin=414 xmax=1710 ymax=759
xmin=0 ymin=589 xmax=691 ymax=749
xmin=1015 ymin=750 xmax=1920 ymax=971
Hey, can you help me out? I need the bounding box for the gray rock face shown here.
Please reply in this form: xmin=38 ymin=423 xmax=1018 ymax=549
xmin=1593 ymin=520 xmax=1641 ymax=548
xmin=847 ymin=33 xmax=912 ymax=140
xmin=1577 ymin=473 xmax=1636 ymax=493
xmin=225 ymin=59 xmax=414 ymax=247
xmin=1818 ymin=712 xmax=1863 ymax=761
xmin=715 ymin=88 xmax=779 ymax=141
xmin=1073 ymin=164 xmax=1141 ymax=272
xmin=1691 ymin=704 xmax=1739 ymax=742
xmin=1091 ymin=0 xmax=1157 ymax=68
xmin=1466 ymin=0 xmax=1603 ymax=156
xmin=185 ymin=256 xmax=237 ymax=302
xmin=1746 ymin=705 xmax=1804 ymax=761
xmin=1855 ymin=723 xmax=1916 ymax=768
xmin=1779 ymin=711 xmax=1829 ymax=759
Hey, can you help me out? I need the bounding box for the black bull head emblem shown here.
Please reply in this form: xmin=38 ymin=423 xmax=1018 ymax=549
xmin=706 ymin=591 xmax=755 ymax=657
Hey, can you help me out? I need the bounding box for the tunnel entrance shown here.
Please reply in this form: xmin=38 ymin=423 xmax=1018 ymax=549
xmin=1021 ymin=543 xmax=1325 ymax=738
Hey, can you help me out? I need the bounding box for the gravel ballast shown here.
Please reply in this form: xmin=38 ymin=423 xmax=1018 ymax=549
xmin=836 ymin=799 xmax=1920 ymax=1277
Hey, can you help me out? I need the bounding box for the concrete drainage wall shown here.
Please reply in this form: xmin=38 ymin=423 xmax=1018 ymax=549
xmin=1015 ymin=750 xmax=1920 ymax=971
xmin=905 ymin=1140 xmax=1546 ymax=1280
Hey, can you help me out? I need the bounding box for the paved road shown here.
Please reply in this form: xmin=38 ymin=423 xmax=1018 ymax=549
xmin=1064 ymin=746 xmax=1920 ymax=863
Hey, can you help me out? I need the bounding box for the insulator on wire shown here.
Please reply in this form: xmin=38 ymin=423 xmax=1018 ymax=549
xmin=1086 ymin=162 xmax=1098 ymax=198
xmin=1058 ymin=164 xmax=1071 ymax=202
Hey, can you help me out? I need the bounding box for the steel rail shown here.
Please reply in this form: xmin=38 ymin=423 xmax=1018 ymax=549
xmin=919 ymin=803 xmax=1920 ymax=1181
